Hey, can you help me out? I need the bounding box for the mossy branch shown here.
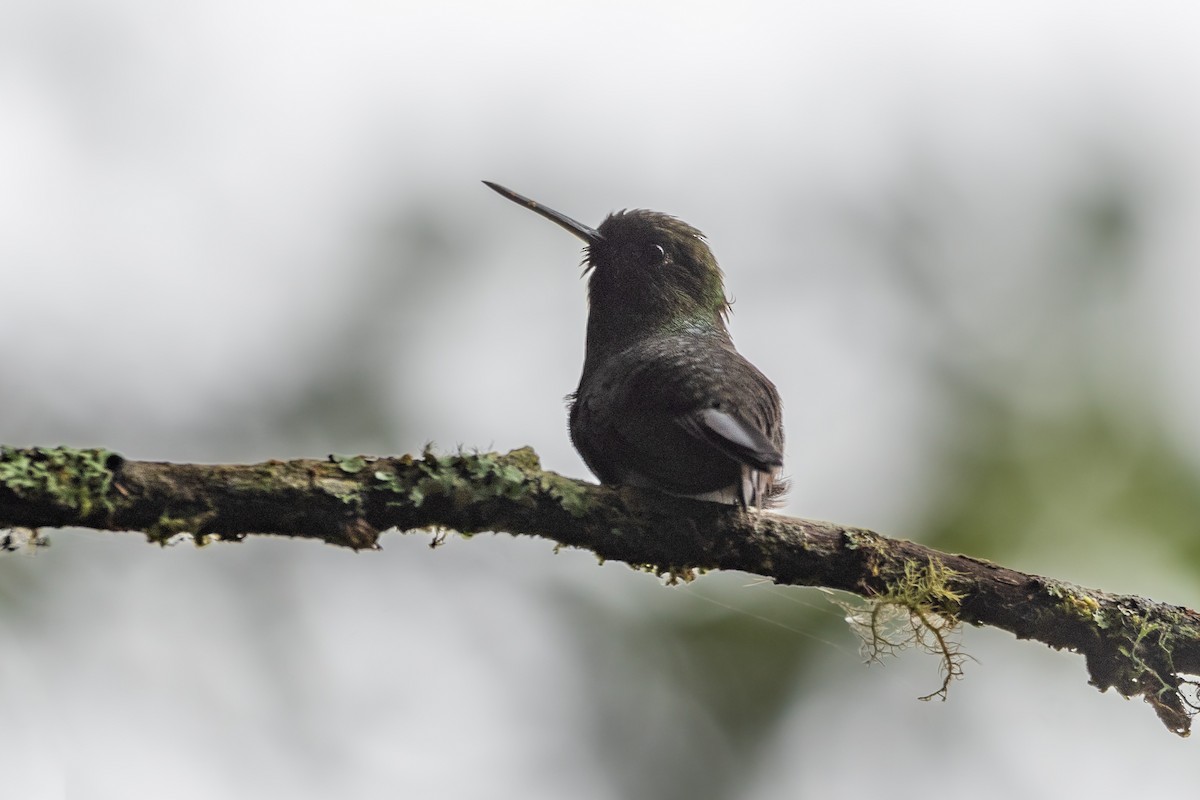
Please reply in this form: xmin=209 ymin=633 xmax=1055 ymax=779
xmin=2 ymin=444 xmax=1199 ymax=736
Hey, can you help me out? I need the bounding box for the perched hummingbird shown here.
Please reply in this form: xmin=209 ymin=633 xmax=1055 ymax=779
xmin=484 ymin=182 xmax=785 ymax=508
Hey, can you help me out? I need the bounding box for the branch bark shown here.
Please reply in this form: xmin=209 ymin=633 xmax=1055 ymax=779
xmin=2 ymin=444 xmax=1198 ymax=736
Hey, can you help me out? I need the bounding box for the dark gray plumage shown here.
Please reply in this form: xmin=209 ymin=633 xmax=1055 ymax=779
xmin=485 ymin=182 xmax=785 ymax=507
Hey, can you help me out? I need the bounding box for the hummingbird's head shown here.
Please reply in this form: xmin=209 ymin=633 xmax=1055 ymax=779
xmin=584 ymin=210 xmax=730 ymax=326
xmin=483 ymin=182 xmax=731 ymax=330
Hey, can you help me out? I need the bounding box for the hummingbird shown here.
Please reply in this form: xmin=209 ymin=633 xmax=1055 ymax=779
xmin=484 ymin=182 xmax=785 ymax=508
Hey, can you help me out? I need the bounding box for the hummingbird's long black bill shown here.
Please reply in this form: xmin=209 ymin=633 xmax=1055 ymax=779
xmin=483 ymin=181 xmax=601 ymax=244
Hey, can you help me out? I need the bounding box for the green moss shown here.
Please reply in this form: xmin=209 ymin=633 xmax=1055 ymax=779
xmin=321 ymin=478 xmax=365 ymax=509
xmin=1109 ymin=611 xmax=1182 ymax=693
xmin=460 ymin=450 xmax=530 ymax=502
xmin=1045 ymin=581 xmax=1107 ymax=627
xmin=333 ymin=455 xmax=369 ymax=474
xmin=368 ymin=447 xmax=598 ymax=519
xmin=1041 ymin=580 xmax=1198 ymax=731
xmin=371 ymin=447 xmax=540 ymax=509
xmin=0 ymin=446 xmax=121 ymax=518
xmin=880 ymin=558 xmax=965 ymax=614
xmin=501 ymin=446 xmax=542 ymax=473
xmin=311 ymin=459 xmax=368 ymax=510
xmin=842 ymin=528 xmax=885 ymax=557
xmin=837 ymin=557 xmax=968 ymax=701
xmin=540 ymin=474 xmax=592 ymax=518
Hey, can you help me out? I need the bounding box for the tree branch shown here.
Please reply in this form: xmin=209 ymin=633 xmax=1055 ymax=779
xmin=2 ymin=444 xmax=1198 ymax=736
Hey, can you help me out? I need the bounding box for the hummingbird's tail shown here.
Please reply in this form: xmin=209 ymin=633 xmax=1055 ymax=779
xmin=742 ymin=465 xmax=788 ymax=510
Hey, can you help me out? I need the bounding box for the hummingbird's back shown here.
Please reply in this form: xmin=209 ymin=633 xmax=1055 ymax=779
xmin=569 ymin=331 xmax=785 ymax=507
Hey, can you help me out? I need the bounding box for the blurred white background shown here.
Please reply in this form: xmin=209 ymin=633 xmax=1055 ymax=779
xmin=3 ymin=1 xmax=1200 ymax=797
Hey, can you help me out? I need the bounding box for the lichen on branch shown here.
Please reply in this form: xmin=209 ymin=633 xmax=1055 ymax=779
xmin=2 ymin=443 xmax=1200 ymax=736
xmin=835 ymin=558 xmax=967 ymax=702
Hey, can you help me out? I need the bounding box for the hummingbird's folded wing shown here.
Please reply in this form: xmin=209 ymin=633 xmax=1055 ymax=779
xmin=675 ymin=407 xmax=783 ymax=473
xmin=570 ymin=336 xmax=785 ymax=505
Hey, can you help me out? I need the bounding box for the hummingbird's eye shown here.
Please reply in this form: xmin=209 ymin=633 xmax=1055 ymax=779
xmin=644 ymin=243 xmax=667 ymax=266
